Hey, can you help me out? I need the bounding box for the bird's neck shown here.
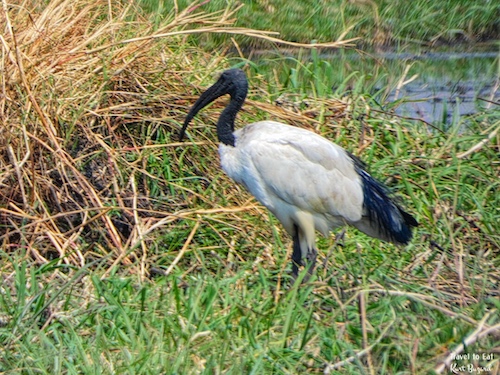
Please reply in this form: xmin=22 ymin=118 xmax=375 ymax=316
xmin=217 ymin=95 xmax=242 ymax=147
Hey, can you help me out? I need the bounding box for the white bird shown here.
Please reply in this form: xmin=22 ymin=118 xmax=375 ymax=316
xmin=180 ymin=69 xmax=418 ymax=280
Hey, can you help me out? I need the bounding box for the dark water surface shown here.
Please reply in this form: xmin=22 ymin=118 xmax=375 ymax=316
xmin=251 ymin=47 xmax=499 ymax=125
xmin=377 ymin=51 xmax=499 ymax=124
xmin=331 ymin=49 xmax=500 ymax=125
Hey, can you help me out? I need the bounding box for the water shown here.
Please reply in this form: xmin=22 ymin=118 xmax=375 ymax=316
xmin=374 ymin=51 xmax=500 ymax=124
xmin=251 ymin=47 xmax=500 ymax=125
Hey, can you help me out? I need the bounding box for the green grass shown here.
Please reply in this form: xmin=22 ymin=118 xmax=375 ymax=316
xmin=1 ymin=0 xmax=499 ymax=374
xmin=139 ymin=0 xmax=500 ymax=48
xmin=1 ymin=210 xmax=499 ymax=374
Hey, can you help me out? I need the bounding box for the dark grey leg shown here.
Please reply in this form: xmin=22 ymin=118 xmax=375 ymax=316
xmin=291 ymin=225 xmax=302 ymax=280
xmin=306 ymin=247 xmax=317 ymax=276
xmin=291 ymin=224 xmax=318 ymax=283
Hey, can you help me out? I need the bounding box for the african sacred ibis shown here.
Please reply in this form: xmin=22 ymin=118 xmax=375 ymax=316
xmin=180 ymin=69 xmax=418 ymax=280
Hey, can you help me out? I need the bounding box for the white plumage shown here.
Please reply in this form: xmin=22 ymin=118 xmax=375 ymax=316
xmin=220 ymin=121 xmax=363 ymax=254
xmin=180 ymin=69 xmax=418 ymax=280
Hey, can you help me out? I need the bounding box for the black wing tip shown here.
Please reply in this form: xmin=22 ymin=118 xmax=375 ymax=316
xmin=395 ymin=207 xmax=419 ymax=245
xmin=357 ymin=168 xmax=418 ymax=245
xmin=401 ymin=208 xmax=419 ymax=228
xmin=384 ymin=211 xmax=416 ymax=245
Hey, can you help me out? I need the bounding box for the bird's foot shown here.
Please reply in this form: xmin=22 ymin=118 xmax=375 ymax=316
xmin=290 ymin=248 xmax=317 ymax=285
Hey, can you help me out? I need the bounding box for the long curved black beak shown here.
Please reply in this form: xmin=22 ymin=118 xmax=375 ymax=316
xmin=179 ymin=77 xmax=231 ymax=141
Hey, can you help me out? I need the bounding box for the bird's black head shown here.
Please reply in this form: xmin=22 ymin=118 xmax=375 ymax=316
xmin=179 ymin=69 xmax=249 ymax=146
xmin=216 ymin=69 xmax=248 ymax=99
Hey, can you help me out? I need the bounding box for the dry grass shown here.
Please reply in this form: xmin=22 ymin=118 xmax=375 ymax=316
xmin=2 ymin=0 xmax=184 ymax=269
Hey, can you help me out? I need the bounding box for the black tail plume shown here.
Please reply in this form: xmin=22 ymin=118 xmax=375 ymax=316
xmin=355 ymin=167 xmax=418 ymax=245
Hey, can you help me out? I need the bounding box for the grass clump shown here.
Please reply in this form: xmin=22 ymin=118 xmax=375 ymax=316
xmin=1 ymin=1 xmax=499 ymax=374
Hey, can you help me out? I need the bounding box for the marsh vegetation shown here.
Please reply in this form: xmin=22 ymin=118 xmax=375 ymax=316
xmin=0 ymin=1 xmax=499 ymax=373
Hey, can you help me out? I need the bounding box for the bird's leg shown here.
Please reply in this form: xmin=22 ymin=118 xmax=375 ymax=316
xmin=291 ymin=227 xmax=303 ymax=281
xmin=306 ymin=247 xmax=318 ymax=277
xmin=291 ymin=224 xmax=318 ymax=283
xmin=298 ymin=247 xmax=318 ymax=283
